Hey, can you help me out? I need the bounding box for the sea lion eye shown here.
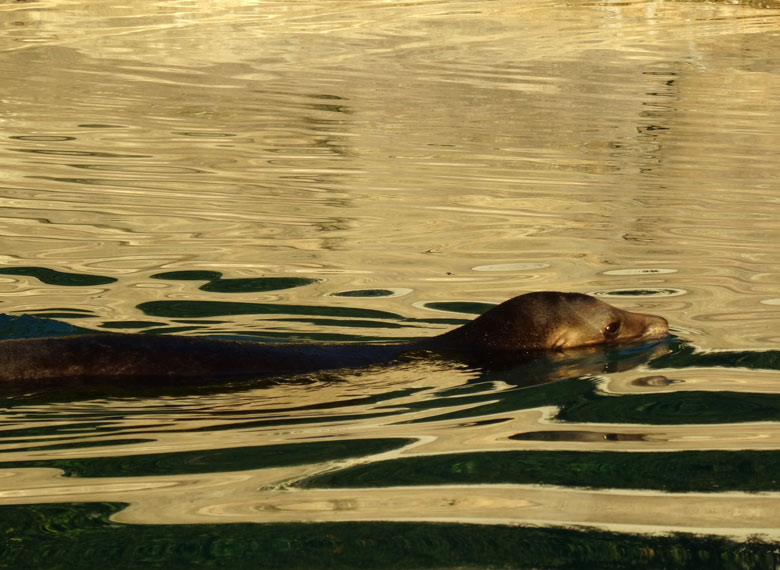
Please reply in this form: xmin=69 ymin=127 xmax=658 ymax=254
xmin=604 ymin=321 xmax=622 ymax=337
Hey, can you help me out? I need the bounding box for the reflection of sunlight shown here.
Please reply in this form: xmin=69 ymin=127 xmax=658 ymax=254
xmin=3 ymin=464 xmax=780 ymax=540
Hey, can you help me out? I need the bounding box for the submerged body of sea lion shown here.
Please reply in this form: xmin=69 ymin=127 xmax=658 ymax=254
xmin=0 ymin=292 xmax=668 ymax=393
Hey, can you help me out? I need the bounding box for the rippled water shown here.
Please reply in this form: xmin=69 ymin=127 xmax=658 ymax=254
xmin=2 ymin=0 xmax=780 ymax=567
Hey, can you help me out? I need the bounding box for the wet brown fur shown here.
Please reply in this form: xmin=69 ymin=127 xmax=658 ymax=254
xmin=0 ymin=292 xmax=668 ymax=391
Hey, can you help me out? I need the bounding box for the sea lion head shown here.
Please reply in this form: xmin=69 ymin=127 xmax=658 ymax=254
xmin=434 ymin=291 xmax=669 ymax=352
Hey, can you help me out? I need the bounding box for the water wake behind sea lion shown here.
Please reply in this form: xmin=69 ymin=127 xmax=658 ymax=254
xmin=0 ymin=292 xmax=668 ymax=395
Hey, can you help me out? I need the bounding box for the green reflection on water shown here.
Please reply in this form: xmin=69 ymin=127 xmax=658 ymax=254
xmin=137 ymin=300 xmax=403 ymax=320
xmin=400 ymin=375 xmax=780 ymax=426
xmin=0 ymin=267 xmax=117 ymax=286
xmin=332 ymin=289 xmax=395 ymax=297
xmin=0 ymin=439 xmax=413 ymax=478
xmin=649 ymin=343 xmax=780 ymax=371
xmin=1 ymin=502 xmax=776 ymax=570
xmin=275 ymin=317 xmax=413 ymax=329
xmin=396 ymin=338 xmax=780 ymax=425
xmin=557 ymin=389 xmax=780 ymax=424
xmin=0 ymin=313 xmax=94 ymax=339
xmin=422 ymin=301 xmax=494 ymax=315
xmin=0 ymin=438 xmax=155 ymax=454
xmin=301 ymin=449 xmax=780 ymax=493
xmin=150 ymin=271 xmax=318 ymax=294
xmin=20 ymin=312 xmax=94 ymax=320
xmin=99 ymin=321 xmax=167 ymax=330
xmin=199 ymin=278 xmax=317 ymax=294
xmin=0 ymin=421 xmax=159 ymax=440
xmin=150 ymin=270 xmax=223 ymax=281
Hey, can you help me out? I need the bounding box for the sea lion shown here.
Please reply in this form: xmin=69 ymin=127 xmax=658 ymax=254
xmin=0 ymin=292 xmax=668 ymax=392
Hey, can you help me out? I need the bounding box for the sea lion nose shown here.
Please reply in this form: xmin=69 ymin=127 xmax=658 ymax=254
xmin=643 ymin=315 xmax=669 ymax=339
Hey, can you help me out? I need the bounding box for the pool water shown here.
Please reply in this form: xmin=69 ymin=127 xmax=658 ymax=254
xmin=1 ymin=0 xmax=780 ymax=567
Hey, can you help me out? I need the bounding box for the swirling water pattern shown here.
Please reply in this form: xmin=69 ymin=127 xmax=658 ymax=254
xmin=2 ymin=0 xmax=780 ymax=567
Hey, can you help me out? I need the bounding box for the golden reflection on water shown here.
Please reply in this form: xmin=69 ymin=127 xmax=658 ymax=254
xmin=1 ymin=0 xmax=780 ymax=549
xmin=2 ymin=359 xmax=780 ymax=539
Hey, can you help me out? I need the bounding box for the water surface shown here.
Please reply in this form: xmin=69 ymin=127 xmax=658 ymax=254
xmin=2 ymin=0 xmax=780 ymax=567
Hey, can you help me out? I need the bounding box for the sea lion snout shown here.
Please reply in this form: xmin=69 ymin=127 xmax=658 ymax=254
xmin=614 ymin=307 xmax=669 ymax=345
xmin=640 ymin=314 xmax=669 ymax=340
